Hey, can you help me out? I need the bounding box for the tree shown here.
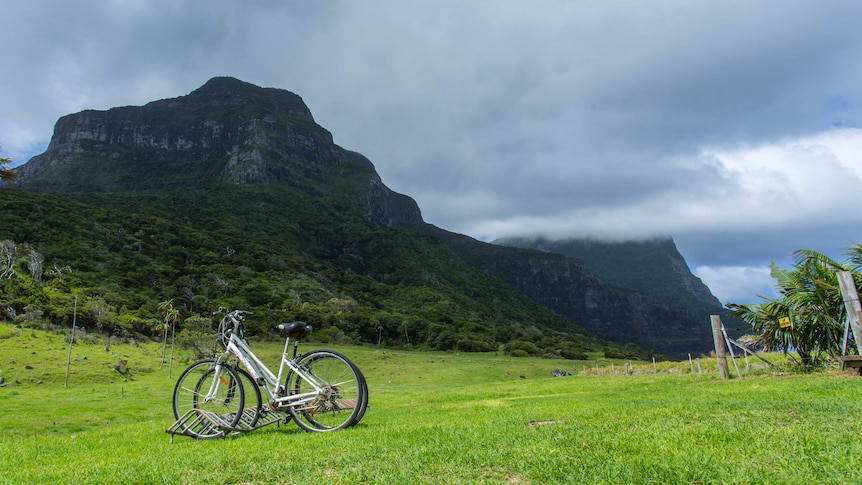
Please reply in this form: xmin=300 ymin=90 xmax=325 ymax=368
xmin=727 ymin=246 xmax=858 ymax=367
xmin=0 ymin=240 xmax=16 ymax=280
xmin=1 ymin=145 xmax=14 ymax=182
xmin=175 ymin=314 xmax=216 ymax=360
xmin=158 ymin=299 xmax=182 ymax=370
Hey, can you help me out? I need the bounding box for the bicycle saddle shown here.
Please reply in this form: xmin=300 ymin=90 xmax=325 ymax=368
xmin=276 ymin=321 xmax=312 ymax=339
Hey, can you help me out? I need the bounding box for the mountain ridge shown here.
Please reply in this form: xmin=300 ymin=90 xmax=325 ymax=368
xmin=5 ymin=77 xmax=724 ymax=357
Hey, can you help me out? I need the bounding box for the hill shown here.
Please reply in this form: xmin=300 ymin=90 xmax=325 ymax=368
xmin=3 ymin=77 xmax=723 ymax=357
xmin=492 ymin=236 xmax=731 ymax=350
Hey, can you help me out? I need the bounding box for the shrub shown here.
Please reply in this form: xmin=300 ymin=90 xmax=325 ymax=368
xmin=455 ymin=338 xmax=497 ymax=352
xmin=505 ymin=340 xmax=539 ymax=356
xmin=603 ymin=348 xmax=627 ymax=359
xmin=315 ymin=326 xmax=354 ymax=345
xmin=176 ymin=315 xmax=218 ymax=359
xmin=559 ymin=348 xmax=589 ymax=360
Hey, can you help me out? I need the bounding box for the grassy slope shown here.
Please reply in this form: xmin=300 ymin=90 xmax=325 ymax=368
xmin=2 ymin=322 xmax=861 ymax=484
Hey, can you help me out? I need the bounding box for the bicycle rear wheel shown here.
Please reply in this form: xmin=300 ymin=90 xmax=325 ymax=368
xmin=350 ymin=362 xmax=369 ymax=427
xmin=172 ymin=360 xmax=245 ymax=439
xmin=286 ymin=350 xmax=366 ymax=432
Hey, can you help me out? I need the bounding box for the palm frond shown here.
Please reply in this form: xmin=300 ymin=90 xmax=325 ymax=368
xmin=792 ymin=249 xmax=845 ymax=272
xmin=844 ymin=243 xmax=862 ymax=273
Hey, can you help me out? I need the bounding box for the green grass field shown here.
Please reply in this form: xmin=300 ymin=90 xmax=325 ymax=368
xmin=2 ymin=322 xmax=861 ymax=484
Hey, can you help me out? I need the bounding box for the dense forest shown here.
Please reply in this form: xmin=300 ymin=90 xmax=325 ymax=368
xmin=1 ymin=190 xmax=648 ymax=360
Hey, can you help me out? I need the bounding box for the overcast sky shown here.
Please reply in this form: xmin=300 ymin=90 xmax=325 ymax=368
xmin=3 ymin=1 xmax=862 ymax=305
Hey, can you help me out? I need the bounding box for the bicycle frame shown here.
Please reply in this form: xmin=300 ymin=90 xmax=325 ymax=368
xmin=212 ymin=330 xmax=325 ymax=410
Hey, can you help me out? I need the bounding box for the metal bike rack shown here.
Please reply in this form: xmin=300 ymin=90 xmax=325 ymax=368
xmin=166 ymin=404 xmax=289 ymax=442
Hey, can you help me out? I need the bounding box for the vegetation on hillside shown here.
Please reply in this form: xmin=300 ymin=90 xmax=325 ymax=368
xmin=0 ymin=190 xmax=653 ymax=360
xmin=727 ymin=244 xmax=862 ymax=366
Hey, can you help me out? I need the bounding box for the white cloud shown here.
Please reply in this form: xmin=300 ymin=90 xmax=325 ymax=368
xmin=463 ymin=127 xmax=862 ymax=266
xmin=694 ymin=265 xmax=777 ymax=306
xmin=0 ymin=123 xmax=45 ymax=167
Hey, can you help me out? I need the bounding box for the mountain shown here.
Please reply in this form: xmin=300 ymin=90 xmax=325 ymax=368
xmin=492 ymin=237 xmax=725 ymax=355
xmin=3 ymin=77 xmax=722 ymax=358
xmin=496 ymin=237 xmax=721 ymax=312
xmin=15 ymin=77 xmax=420 ymax=232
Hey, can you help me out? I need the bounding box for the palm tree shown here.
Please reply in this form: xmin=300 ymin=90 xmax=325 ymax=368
xmin=727 ymin=248 xmax=854 ymax=366
xmin=158 ymin=299 xmax=182 ymax=371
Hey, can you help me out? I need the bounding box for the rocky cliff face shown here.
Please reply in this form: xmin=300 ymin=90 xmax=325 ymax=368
xmin=499 ymin=237 xmax=720 ymax=309
xmin=367 ymin=173 xmax=425 ymax=227
xmin=502 ymin=252 xmax=715 ymax=356
xmin=491 ymin=237 xmax=725 ymax=356
xmin=16 ymin=77 xmax=421 ymax=229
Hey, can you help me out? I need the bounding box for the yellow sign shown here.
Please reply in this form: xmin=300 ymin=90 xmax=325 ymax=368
xmin=779 ymin=317 xmax=791 ymax=328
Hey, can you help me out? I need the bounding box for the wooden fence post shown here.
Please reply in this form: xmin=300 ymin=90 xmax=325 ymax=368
xmin=837 ymin=271 xmax=862 ymax=355
xmin=711 ymin=315 xmax=730 ymax=380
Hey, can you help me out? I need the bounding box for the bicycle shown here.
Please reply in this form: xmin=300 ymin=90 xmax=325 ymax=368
xmin=170 ymin=308 xmax=368 ymax=439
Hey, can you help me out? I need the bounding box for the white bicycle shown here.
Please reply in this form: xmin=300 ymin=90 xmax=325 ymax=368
xmin=171 ymin=308 xmax=368 ymax=439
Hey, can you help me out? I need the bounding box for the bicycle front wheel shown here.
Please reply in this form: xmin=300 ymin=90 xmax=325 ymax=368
xmin=286 ymin=350 xmax=364 ymax=432
xmin=172 ymin=360 xmax=245 ymax=439
xmin=234 ymin=367 xmax=262 ymax=431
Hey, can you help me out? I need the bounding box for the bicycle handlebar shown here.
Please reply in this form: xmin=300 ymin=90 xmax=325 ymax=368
xmin=217 ymin=308 xmax=253 ymax=345
xmin=215 ymin=307 xmax=253 ymax=317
